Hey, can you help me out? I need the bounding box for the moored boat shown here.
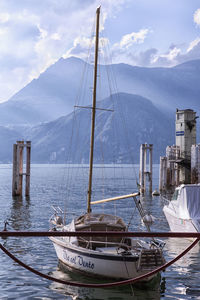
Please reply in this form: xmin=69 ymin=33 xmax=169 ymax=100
xmin=163 ymin=184 xmax=200 ymax=233
xmin=49 ymin=6 xmax=165 ymax=283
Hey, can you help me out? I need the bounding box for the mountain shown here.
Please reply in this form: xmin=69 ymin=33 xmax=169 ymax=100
xmin=0 ymin=57 xmax=199 ymax=126
xmin=0 ymin=126 xmax=23 ymax=163
xmin=0 ymin=57 xmax=86 ymax=125
xmin=26 ymin=92 xmax=174 ymax=163
xmin=113 ymin=60 xmax=200 ymax=112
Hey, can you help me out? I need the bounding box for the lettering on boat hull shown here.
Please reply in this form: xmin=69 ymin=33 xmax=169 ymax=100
xmin=63 ymin=249 xmax=95 ymax=270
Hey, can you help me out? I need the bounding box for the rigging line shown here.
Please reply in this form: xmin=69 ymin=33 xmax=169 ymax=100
xmin=100 ymin=39 xmax=121 ymax=201
xmin=101 ymin=35 xmax=118 ymax=96
xmin=112 ymin=94 xmax=127 ymax=190
xmin=101 ymin=36 xmax=139 ymax=188
xmin=99 ymin=119 xmax=106 ymax=205
xmin=64 ymin=13 xmax=97 ymax=209
xmin=97 ymin=58 xmax=106 ymax=205
xmin=74 ymin=105 xmax=113 ymax=112
xmin=74 ymin=14 xmax=95 ymax=109
xmin=102 ymin=35 xmax=137 ymax=179
xmin=97 ymin=64 xmax=107 ymax=206
xmin=116 ymin=92 xmax=139 ymax=186
xmin=99 ymin=25 xmax=117 ymax=103
xmin=61 ymin=87 xmax=85 ymax=212
xmin=64 ymin=111 xmax=78 ymax=205
xmin=64 ymin=111 xmax=90 ymax=216
xmin=68 ymin=92 xmax=90 ymax=202
xmin=0 ymin=238 xmax=199 ymax=288
xmin=65 ymin=83 xmax=91 ymax=206
xmin=102 ymin=96 xmax=117 ymax=215
xmin=109 ymin=97 xmax=120 ymax=216
xmin=99 ymin=26 xmax=133 ymax=205
xmin=127 ymin=205 xmax=137 ymax=230
xmin=102 ymin=47 xmax=115 ymax=99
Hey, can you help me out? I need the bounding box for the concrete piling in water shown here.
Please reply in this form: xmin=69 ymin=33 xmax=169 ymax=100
xmin=139 ymin=144 xmax=145 ymax=194
xmin=25 ymin=141 xmax=31 ymax=196
xmin=12 ymin=141 xmax=31 ymax=197
xmin=159 ymin=157 xmax=167 ymax=192
xmin=191 ymin=144 xmax=200 ymax=184
xmin=139 ymin=143 xmax=153 ymax=195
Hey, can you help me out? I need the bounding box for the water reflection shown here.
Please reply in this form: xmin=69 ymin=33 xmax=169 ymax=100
xmin=1 ymin=196 xmax=32 ymax=256
xmin=49 ymin=267 xmax=162 ymax=300
xmin=163 ymin=238 xmax=200 ymax=299
xmin=166 ymin=238 xmax=200 ymax=269
xmin=9 ymin=196 xmax=31 ymax=231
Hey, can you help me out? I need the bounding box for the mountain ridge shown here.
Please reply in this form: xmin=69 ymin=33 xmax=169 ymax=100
xmin=25 ymin=92 xmax=174 ymax=163
xmin=0 ymin=57 xmax=199 ymax=125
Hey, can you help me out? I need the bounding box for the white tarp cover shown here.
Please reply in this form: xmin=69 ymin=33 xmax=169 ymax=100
xmin=178 ymin=185 xmax=200 ymax=221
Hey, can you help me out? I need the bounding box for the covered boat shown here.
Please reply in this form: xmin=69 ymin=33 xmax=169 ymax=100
xmin=163 ymin=184 xmax=200 ymax=232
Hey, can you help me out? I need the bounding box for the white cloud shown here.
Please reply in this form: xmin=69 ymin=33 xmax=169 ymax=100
xmin=110 ymin=36 xmax=200 ymax=68
xmin=194 ymin=8 xmax=200 ymax=26
xmin=0 ymin=0 xmax=128 ymax=102
xmin=152 ymin=46 xmax=181 ymax=65
xmin=146 ymin=39 xmax=200 ymax=67
xmin=38 ymin=25 xmax=48 ymax=39
xmin=187 ymin=37 xmax=200 ymax=52
xmin=51 ymin=33 xmax=61 ymax=41
xmin=109 ymin=28 xmax=151 ymax=65
xmin=119 ymin=29 xmax=149 ymax=48
xmin=0 ymin=13 xmax=10 ymax=23
xmin=64 ymin=36 xmax=109 ymax=61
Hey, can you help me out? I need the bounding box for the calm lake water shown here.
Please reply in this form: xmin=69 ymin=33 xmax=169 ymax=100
xmin=0 ymin=164 xmax=200 ymax=299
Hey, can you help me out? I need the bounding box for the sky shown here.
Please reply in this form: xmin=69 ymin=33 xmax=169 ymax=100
xmin=0 ymin=0 xmax=200 ymax=103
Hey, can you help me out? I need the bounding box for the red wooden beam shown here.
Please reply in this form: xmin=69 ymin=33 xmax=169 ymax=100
xmin=0 ymin=231 xmax=200 ymax=238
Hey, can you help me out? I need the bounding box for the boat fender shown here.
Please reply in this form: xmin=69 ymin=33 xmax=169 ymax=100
xmin=55 ymin=216 xmax=63 ymax=225
xmin=143 ymin=214 xmax=154 ymax=226
xmin=152 ymin=190 xmax=160 ymax=196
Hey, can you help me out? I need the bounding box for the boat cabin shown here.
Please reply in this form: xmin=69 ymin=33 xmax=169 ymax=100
xmin=75 ymin=213 xmax=129 ymax=249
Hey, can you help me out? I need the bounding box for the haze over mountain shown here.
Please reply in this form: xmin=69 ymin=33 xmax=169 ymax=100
xmin=26 ymin=92 xmax=174 ymax=163
xmin=0 ymin=57 xmax=199 ymax=126
xmin=0 ymin=57 xmax=198 ymax=163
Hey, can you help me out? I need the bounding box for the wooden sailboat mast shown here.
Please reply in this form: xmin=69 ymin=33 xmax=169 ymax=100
xmin=87 ymin=6 xmax=100 ymax=213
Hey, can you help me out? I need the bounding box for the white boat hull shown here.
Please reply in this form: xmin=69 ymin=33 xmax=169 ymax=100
xmin=163 ymin=206 xmax=197 ymax=233
xmin=50 ymin=237 xmax=158 ymax=281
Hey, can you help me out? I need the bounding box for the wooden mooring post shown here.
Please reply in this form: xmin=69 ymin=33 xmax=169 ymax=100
xmin=12 ymin=141 xmax=31 ymax=197
xmin=139 ymin=143 xmax=153 ymax=194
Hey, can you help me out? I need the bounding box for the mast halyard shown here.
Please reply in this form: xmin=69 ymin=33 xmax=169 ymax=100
xmin=87 ymin=6 xmax=101 ymax=213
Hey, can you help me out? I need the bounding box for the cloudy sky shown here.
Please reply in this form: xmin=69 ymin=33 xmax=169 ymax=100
xmin=0 ymin=0 xmax=200 ymax=103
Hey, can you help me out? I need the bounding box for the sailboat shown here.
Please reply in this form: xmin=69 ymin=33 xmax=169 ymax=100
xmin=49 ymin=7 xmax=165 ymax=282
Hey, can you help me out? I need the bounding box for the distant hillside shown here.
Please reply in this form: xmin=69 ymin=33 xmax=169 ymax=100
xmin=25 ymin=92 xmax=174 ymax=163
xmin=0 ymin=57 xmax=199 ymax=125
xmin=0 ymin=126 xmax=23 ymax=163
